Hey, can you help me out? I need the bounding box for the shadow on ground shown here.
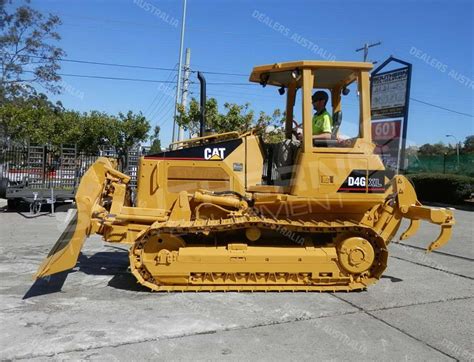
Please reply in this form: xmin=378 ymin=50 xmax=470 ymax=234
xmin=23 ymin=247 xmax=405 ymax=299
xmin=23 ymin=271 xmax=70 ymax=299
xmin=78 ymin=249 xmax=150 ymax=292
xmin=381 ymin=275 xmax=403 ymax=283
xmin=1 ymin=202 xmax=76 ymax=217
xmin=23 ymin=247 xmax=149 ymax=299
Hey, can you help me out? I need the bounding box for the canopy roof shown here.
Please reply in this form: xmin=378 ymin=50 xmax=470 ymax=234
xmin=249 ymin=60 xmax=373 ymax=89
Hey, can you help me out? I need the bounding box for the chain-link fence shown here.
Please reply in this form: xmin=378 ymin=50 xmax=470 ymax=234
xmin=406 ymin=154 xmax=474 ymax=177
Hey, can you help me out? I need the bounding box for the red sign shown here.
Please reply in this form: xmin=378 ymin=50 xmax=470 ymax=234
xmin=371 ymin=120 xmax=401 ymax=141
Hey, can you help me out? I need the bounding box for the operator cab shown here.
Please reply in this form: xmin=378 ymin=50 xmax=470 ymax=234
xmin=249 ymin=61 xmax=374 ymax=186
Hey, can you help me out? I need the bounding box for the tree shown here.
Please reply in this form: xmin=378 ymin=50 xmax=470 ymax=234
xmin=0 ymin=92 xmax=65 ymax=146
xmin=418 ymin=142 xmax=450 ymax=156
xmin=149 ymin=125 xmax=162 ymax=154
xmin=74 ymin=111 xmax=150 ymax=156
xmin=255 ymin=108 xmax=285 ymax=143
xmin=216 ymin=102 xmax=254 ymax=134
xmin=114 ymin=111 xmax=150 ymax=161
xmin=74 ymin=111 xmax=118 ymax=154
xmin=0 ymin=101 xmax=151 ymax=154
xmin=1 ymin=0 xmax=65 ymax=101
xmin=177 ymin=97 xmax=284 ymax=142
xmin=177 ymin=98 xmax=254 ymax=135
xmin=405 ymin=145 xmax=419 ymax=157
xmin=462 ymin=135 xmax=474 ymax=153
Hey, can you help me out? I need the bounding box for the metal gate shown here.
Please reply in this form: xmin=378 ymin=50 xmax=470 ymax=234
xmin=0 ymin=144 xmax=98 ymax=190
xmin=0 ymin=143 xmax=145 ymax=211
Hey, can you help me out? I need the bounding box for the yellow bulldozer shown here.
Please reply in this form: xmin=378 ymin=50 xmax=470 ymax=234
xmin=35 ymin=61 xmax=455 ymax=291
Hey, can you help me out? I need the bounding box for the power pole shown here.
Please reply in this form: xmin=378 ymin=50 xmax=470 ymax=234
xmin=172 ymin=0 xmax=187 ymax=144
xmin=356 ymin=41 xmax=382 ymax=62
xmin=178 ymin=48 xmax=191 ymax=142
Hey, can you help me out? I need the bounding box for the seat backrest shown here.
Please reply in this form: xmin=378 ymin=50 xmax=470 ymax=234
xmin=332 ymin=111 xmax=342 ymax=139
xmin=273 ymin=139 xmax=300 ymax=186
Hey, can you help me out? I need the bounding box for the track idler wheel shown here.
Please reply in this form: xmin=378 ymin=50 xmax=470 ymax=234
xmin=336 ymin=235 xmax=375 ymax=274
xmin=130 ymin=231 xmax=188 ymax=289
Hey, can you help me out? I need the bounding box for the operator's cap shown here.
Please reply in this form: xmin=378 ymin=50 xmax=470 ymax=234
xmin=312 ymin=90 xmax=329 ymax=103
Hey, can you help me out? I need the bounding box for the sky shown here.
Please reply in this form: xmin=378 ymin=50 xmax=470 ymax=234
xmin=21 ymin=0 xmax=474 ymax=147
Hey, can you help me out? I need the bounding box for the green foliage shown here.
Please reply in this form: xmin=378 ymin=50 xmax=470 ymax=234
xmin=407 ymin=173 xmax=473 ymax=204
xmin=177 ymin=98 xmax=254 ymax=135
xmin=0 ymin=2 xmax=152 ymax=154
xmin=255 ymin=109 xmax=285 ymax=143
xmin=1 ymin=0 xmax=65 ymax=100
xmin=463 ymin=135 xmax=474 ymax=153
xmin=0 ymin=93 xmax=67 ymax=145
xmin=418 ymin=142 xmax=451 ymax=156
xmin=405 ymin=146 xmax=419 ymax=157
xmin=148 ymin=126 xmax=162 ymax=154
xmin=0 ymin=94 xmax=151 ymax=154
xmin=177 ymin=97 xmax=284 ymax=141
xmin=75 ymin=110 xmax=118 ymax=154
xmin=114 ymin=111 xmax=150 ymax=157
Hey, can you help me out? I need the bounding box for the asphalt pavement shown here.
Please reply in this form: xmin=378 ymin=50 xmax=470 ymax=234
xmin=0 ymin=199 xmax=472 ymax=361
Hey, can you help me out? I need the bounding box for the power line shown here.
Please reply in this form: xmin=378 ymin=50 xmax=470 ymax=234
xmin=145 ymin=80 xmax=176 ymax=117
xmin=8 ymin=53 xmax=249 ymax=77
xmin=147 ymin=74 xmax=179 ymax=119
xmin=144 ymin=64 xmax=178 ymax=117
xmin=23 ymin=70 xmax=177 ymax=84
xmin=156 ymin=104 xmax=177 ymax=128
xmin=410 ymin=97 xmax=473 ymax=118
xmin=19 ymin=70 xmax=473 ymax=118
xmin=190 ymin=69 xmax=247 ymax=77
xmin=147 ymin=84 xmax=177 ymax=122
xmin=149 ymin=100 xmax=176 ymax=130
xmin=149 ymin=92 xmax=176 ymax=121
xmin=19 ymin=54 xmax=178 ymax=72
xmin=19 ymin=69 xmax=253 ymax=86
xmin=207 ymin=82 xmax=254 ymax=86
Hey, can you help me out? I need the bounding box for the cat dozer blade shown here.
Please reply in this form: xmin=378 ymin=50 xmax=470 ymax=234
xmin=34 ymin=158 xmax=129 ymax=279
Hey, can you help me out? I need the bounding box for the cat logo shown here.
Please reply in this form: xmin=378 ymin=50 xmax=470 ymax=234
xmin=204 ymin=147 xmax=226 ymax=160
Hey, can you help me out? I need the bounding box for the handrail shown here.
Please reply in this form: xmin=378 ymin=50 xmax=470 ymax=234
xmin=170 ymin=131 xmax=240 ymax=148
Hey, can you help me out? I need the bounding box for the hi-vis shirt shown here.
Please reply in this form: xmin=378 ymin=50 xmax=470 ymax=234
xmin=312 ymin=109 xmax=332 ymax=135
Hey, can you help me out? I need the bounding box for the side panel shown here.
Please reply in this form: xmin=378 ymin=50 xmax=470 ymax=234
xmin=290 ymin=152 xmax=387 ymax=212
xmin=137 ymin=135 xmax=265 ymax=210
xmin=136 ymin=159 xmax=246 ymax=211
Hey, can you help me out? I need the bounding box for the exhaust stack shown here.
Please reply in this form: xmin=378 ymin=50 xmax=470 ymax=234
xmin=197 ymin=71 xmax=206 ymax=137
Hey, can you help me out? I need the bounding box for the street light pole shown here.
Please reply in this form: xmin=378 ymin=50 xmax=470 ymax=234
xmin=446 ymin=134 xmax=460 ymax=169
xmin=172 ymin=0 xmax=187 ymax=145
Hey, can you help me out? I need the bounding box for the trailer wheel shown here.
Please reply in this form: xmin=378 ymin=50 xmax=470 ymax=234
xmin=30 ymin=200 xmax=42 ymax=214
xmin=7 ymin=198 xmax=18 ymax=210
xmin=0 ymin=178 xmax=8 ymax=199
